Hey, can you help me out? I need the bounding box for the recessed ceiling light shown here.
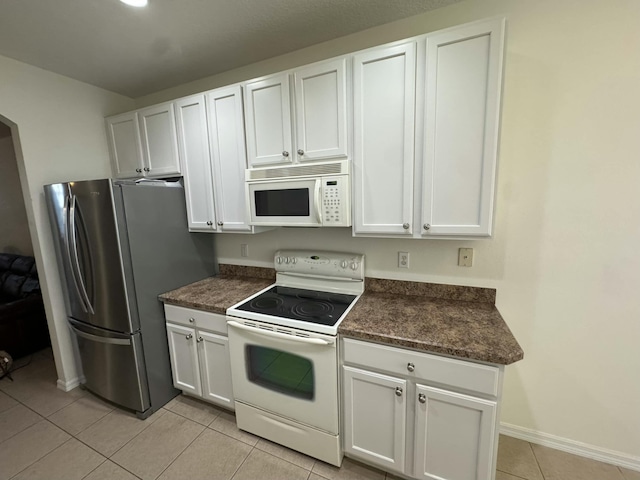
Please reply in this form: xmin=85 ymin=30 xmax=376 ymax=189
xmin=120 ymin=0 xmax=147 ymax=7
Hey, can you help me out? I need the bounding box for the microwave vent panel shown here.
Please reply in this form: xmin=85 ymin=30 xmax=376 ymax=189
xmin=248 ymin=162 xmax=344 ymax=180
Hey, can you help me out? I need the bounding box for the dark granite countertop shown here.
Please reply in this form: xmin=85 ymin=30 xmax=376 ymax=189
xmin=159 ymin=265 xmax=523 ymax=365
xmin=158 ymin=265 xmax=274 ymax=315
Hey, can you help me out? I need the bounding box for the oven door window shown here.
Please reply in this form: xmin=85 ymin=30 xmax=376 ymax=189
xmin=245 ymin=345 xmax=314 ymax=400
xmin=254 ymin=188 xmax=310 ymax=217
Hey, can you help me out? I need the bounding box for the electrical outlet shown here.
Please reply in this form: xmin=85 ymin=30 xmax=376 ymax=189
xmin=241 ymin=244 xmax=249 ymax=257
xmin=458 ymin=248 xmax=473 ymax=267
xmin=398 ymin=251 xmax=409 ymax=268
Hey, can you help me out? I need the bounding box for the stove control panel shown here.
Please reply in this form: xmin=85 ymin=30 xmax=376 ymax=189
xmin=274 ymin=250 xmax=365 ymax=281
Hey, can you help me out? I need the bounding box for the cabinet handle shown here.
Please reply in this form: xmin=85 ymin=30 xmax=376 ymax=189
xmin=395 ymin=387 xmax=403 ymax=397
xmin=188 ymin=317 xmax=195 ymax=323
xmin=418 ymin=393 xmax=426 ymax=404
xmin=185 ymin=333 xmax=193 ymax=340
xmin=217 ymin=221 xmax=223 ymax=226
xmin=136 ymin=168 xmax=142 ymax=173
xmin=297 ymin=149 xmax=304 ymax=156
xmin=144 ymin=167 xmax=150 ymax=172
xmin=424 ymin=224 xmax=431 ymax=231
xmin=407 ymin=363 xmax=415 ymax=372
xmin=282 ymin=151 xmax=289 ymax=157
xmin=403 ymin=223 xmax=410 ymax=230
xmin=197 ymin=336 xmax=203 ymax=343
xmin=206 ymin=221 xmax=212 ymax=226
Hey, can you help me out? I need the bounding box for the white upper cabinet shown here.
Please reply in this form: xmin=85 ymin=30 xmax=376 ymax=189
xmin=421 ymin=18 xmax=505 ymax=237
xmin=353 ymin=42 xmax=416 ymax=235
xmin=138 ymin=102 xmax=182 ymax=177
xmin=176 ymin=88 xmax=265 ymax=234
xmin=244 ymin=73 xmax=293 ymax=167
xmin=207 ymin=85 xmax=254 ymax=232
xmin=175 ymin=94 xmax=216 ymax=232
xmin=106 ymin=111 xmax=144 ymax=178
xmin=244 ymin=58 xmax=349 ymax=168
xmin=294 ymin=58 xmax=348 ymax=162
xmin=106 ymin=103 xmax=182 ymax=179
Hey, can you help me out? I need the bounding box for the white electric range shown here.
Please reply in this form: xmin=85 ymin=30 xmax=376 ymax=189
xmin=226 ymin=250 xmax=365 ymax=466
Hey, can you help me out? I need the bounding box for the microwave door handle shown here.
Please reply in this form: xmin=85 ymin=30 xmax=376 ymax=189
xmin=314 ymin=180 xmax=322 ymax=224
xmin=227 ymin=320 xmax=333 ymax=346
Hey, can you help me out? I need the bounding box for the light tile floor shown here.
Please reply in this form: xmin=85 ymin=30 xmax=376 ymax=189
xmin=0 ymin=349 xmax=638 ymax=480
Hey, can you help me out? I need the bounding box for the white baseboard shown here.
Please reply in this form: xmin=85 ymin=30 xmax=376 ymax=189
xmin=500 ymin=422 xmax=640 ymax=472
xmin=56 ymin=376 xmax=82 ymax=392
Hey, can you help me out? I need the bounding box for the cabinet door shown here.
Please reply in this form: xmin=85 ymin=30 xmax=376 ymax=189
xmin=244 ymin=73 xmax=293 ymax=167
xmin=422 ymin=18 xmax=505 ymax=237
xmin=207 ymin=85 xmax=252 ymax=232
xmin=353 ymin=42 xmax=416 ymax=235
xmin=197 ymin=330 xmax=234 ymax=409
xmin=166 ymin=323 xmax=201 ymax=397
xmin=342 ymin=366 xmax=406 ymax=474
xmin=105 ymin=112 xmax=143 ymax=178
xmin=175 ymin=95 xmax=216 ymax=232
xmin=293 ymin=58 xmax=348 ymax=162
xmin=138 ymin=102 xmax=181 ymax=177
xmin=414 ymin=384 xmax=497 ymax=480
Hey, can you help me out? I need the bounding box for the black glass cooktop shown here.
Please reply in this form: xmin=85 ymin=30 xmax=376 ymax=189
xmin=236 ymin=286 xmax=357 ymax=326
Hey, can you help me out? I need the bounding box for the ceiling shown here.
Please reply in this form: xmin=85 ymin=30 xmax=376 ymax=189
xmin=0 ymin=0 xmax=463 ymax=98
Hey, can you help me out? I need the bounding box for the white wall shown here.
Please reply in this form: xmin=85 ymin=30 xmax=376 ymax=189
xmin=0 ymin=136 xmax=33 ymax=255
xmin=137 ymin=0 xmax=640 ymax=461
xmin=0 ymin=55 xmax=135 ymax=386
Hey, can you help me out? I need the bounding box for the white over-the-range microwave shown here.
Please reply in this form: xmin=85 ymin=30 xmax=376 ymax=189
xmin=245 ymin=160 xmax=351 ymax=227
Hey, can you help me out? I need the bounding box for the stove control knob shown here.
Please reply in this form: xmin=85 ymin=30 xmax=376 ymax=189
xmin=350 ymin=262 xmax=358 ymax=270
xmin=291 ymin=257 xmax=297 ymax=265
xmin=276 ymin=256 xmax=282 ymax=264
xmin=341 ymin=260 xmax=348 ymax=269
xmin=285 ymin=257 xmax=290 ymax=264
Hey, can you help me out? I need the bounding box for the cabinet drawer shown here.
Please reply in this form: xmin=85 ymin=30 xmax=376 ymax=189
xmin=164 ymin=304 xmax=227 ymax=334
xmin=342 ymin=338 xmax=499 ymax=397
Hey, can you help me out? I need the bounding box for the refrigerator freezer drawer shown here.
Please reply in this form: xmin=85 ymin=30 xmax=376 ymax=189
xmin=70 ymin=320 xmax=151 ymax=413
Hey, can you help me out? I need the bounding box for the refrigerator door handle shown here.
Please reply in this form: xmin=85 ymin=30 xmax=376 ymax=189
xmin=69 ymin=322 xmax=131 ymax=346
xmin=65 ymin=194 xmax=89 ymax=313
xmin=68 ymin=194 xmax=95 ymax=314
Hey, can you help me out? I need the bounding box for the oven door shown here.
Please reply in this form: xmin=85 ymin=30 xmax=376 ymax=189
xmin=247 ymin=178 xmax=322 ymax=227
xmin=227 ymin=319 xmax=338 ymax=434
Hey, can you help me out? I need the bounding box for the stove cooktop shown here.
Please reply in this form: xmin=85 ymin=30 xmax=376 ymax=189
xmin=235 ymin=286 xmax=357 ymax=327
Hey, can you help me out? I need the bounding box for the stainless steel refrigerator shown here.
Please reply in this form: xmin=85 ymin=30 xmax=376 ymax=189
xmin=44 ymin=178 xmax=217 ymax=418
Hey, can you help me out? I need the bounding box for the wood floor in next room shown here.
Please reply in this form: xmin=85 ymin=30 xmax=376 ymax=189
xmin=0 ymin=349 xmax=637 ymax=480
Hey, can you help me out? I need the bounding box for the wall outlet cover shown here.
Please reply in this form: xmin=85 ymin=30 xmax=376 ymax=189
xmin=458 ymin=248 xmax=473 ymax=267
xmin=398 ymin=251 xmax=409 ymax=268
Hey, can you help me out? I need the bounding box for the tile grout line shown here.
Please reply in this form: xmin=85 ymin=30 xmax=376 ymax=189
xmin=153 ymin=423 xmax=209 ymax=480
xmin=528 ymin=440 xmax=548 ymax=480
xmin=229 ymin=444 xmax=256 ymax=480
xmin=79 ymin=458 xmax=109 ymax=480
xmin=6 ymin=436 xmax=77 ymax=480
xmin=107 ymin=407 xmax=170 ymax=460
xmin=495 ymin=468 xmax=534 ymax=480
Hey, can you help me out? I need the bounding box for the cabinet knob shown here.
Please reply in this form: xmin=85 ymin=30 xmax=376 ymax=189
xmin=188 ymin=317 xmax=195 ymax=323
xmin=418 ymin=393 xmax=426 ymax=404
xmin=217 ymin=221 xmax=223 ymax=226
xmin=297 ymin=149 xmax=305 ymax=156
xmin=185 ymin=333 xmax=193 ymax=340
xmin=402 ymin=223 xmax=410 ymax=230
xmin=143 ymin=167 xmax=150 ymax=172
xmin=407 ymin=363 xmax=415 ymax=372
xmin=395 ymin=387 xmax=403 ymax=397
xmin=206 ymin=221 xmax=212 ymax=226
xmin=424 ymin=224 xmax=431 ymax=231
xmin=197 ymin=336 xmax=203 ymax=343
xmin=282 ymin=151 xmax=290 ymax=157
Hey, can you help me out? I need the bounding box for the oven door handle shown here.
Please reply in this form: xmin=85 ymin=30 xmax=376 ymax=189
xmin=227 ymin=320 xmax=333 ymax=346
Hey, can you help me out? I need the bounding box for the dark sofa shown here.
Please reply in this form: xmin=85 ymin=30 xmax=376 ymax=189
xmin=0 ymin=253 xmax=50 ymax=359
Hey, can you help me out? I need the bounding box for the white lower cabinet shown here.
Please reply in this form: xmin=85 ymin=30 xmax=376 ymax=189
xmin=341 ymin=338 xmax=502 ymax=480
xmin=164 ymin=305 xmax=234 ymax=410
xmin=343 ymin=366 xmax=406 ymax=473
